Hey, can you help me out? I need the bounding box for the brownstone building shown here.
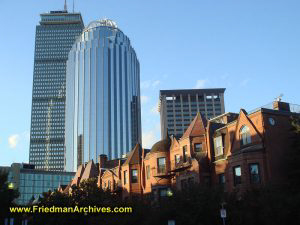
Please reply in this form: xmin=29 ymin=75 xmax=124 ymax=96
xmin=64 ymin=101 xmax=300 ymax=200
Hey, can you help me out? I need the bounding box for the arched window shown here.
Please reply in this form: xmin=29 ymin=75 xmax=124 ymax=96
xmin=240 ymin=125 xmax=251 ymax=146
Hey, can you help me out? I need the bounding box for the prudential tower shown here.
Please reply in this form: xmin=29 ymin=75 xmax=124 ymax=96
xmin=65 ymin=19 xmax=141 ymax=171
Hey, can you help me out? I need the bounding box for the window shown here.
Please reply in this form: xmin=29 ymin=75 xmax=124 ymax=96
xmin=146 ymin=165 xmax=150 ymax=180
xmin=194 ymin=143 xmax=203 ymax=152
xmin=249 ymin=163 xmax=260 ymax=184
xmin=188 ymin=177 xmax=194 ymax=186
xmin=108 ymin=180 xmax=111 ymax=189
xmin=181 ymin=179 xmax=188 ymax=190
xmin=219 ymin=173 xmax=225 ymax=186
xmin=240 ymin=126 xmax=251 ymax=146
xmin=214 ymin=136 xmax=223 ymax=156
xmin=157 ymin=157 xmax=166 ymax=174
xmin=233 ymin=166 xmax=242 ymax=186
xmin=131 ymin=169 xmax=138 ymax=183
xmin=159 ymin=188 xmax=168 ymax=197
xmin=123 ymin=170 xmax=127 ymax=185
xmin=175 ymin=154 xmax=181 ymax=164
xmin=183 ymin=145 xmax=188 ymax=162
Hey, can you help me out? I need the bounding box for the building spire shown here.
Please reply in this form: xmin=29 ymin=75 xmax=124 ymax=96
xmin=64 ymin=0 xmax=67 ymax=11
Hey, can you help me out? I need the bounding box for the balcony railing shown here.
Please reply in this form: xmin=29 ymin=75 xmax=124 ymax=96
xmin=170 ymin=156 xmax=192 ymax=171
xmin=152 ymin=166 xmax=168 ymax=177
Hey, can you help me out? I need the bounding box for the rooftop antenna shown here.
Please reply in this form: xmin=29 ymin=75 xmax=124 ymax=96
xmin=64 ymin=0 xmax=67 ymax=11
xmin=73 ymin=0 xmax=75 ymax=12
xmin=275 ymin=93 xmax=283 ymax=102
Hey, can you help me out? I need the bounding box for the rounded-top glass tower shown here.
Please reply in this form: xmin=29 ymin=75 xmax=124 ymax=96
xmin=65 ymin=19 xmax=141 ymax=171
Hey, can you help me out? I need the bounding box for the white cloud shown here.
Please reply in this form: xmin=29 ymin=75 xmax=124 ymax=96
xmin=8 ymin=134 xmax=20 ymax=149
xmin=141 ymin=80 xmax=151 ymax=89
xmin=195 ymin=79 xmax=208 ymax=88
xmin=151 ymin=102 xmax=159 ymax=114
xmin=140 ymin=95 xmax=149 ymax=104
xmin=141 ymin=80 xmax=161 ymax=89
xmin=240 ymin=78 xmax=250 ymax=87
xmin=142 ymin=131 xmax=158 ymax=149
xmin=7 ymin=131 xmax=30 ymax=149
xmin=152 ymin=80 xmax=160 ymax=87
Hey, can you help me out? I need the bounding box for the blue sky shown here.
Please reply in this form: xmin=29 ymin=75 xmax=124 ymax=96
xmin=0 ymin=0 xmax=299 ymax=166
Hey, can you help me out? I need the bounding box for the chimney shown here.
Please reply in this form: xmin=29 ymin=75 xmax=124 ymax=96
xmin=273 ymin=101 xmax=290 ymax=112
xmin=98 ymin=154 xmax=107 ymax=169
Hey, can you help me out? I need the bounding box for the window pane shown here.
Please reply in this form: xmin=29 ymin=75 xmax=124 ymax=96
xmin=194 ymin=143 xmax=202 ymax=152
xmin=123 ymin=170 xmax=127 ymax=185
xmin=233 ymin=166 xmax=242 ymax=186
xmin=219 ymin=173 xmax=225 ymax=185
xmin=214 ymin=136 xmax=223 ymax=156
xmin=175 ymin=155 xmax=181 ymax=164
xmin=131 ymin=169 xmax=138 ymax=183
xmin=157 ymin=157 xmax=166 ymax=173
xmin=146 ymin=165 xmax=150 ymax=180
xmin=249 ymin=164 xmax=260 ymax=184
xmin=183 ymin=146 xmax=187 ymax=162
xmin=240 ymin=126 xmax=251 ymax=146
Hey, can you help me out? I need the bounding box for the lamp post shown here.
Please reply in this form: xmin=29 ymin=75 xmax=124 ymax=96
xmin=220 ymin=202 xmax=227 ymax=225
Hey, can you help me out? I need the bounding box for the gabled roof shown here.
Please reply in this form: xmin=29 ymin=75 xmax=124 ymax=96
xmin=123 ymin=143 xmax=142 ymax=166
xmin=181 ymin=112 xmax=207 ymax=139
xmin=71 ymin=164 xmax=85 ymax=186
xmin=80 ymin=160 xmax=99 ymax=182
xmin=170 ymin=136 xmax=180 ymax=149
xmin=230 ymin=109 xmax=263 ymax=153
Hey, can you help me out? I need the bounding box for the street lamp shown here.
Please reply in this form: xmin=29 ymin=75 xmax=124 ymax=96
xmin=8 ymin=182 xmax=14 ymax=190
xmin=220 ymin=201 xmax=227 ymax=225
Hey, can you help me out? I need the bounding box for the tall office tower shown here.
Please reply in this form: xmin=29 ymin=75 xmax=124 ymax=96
xmin=29 ymin=7 xmax=84 ymax=171
xmin=158 ymin=89 xmax=225 ymax=139
xmin=65 ymin=19 xmax=141 ymax=172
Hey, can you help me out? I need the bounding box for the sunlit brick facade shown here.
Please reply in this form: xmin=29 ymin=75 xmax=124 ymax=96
xmin=63 ymin=101 xmax=300 ymax=200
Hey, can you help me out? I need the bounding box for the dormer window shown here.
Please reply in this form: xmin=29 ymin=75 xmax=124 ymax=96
xmin=240 ymin=125 xmax=251 ymax=146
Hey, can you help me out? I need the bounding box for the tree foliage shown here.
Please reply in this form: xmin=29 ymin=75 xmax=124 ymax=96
xmin=17 ymin=117 xmax=300 ymax=224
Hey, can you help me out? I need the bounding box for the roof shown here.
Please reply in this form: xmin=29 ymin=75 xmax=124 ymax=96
xmin=84 ymin=19 xmax=118 ymax=32
xmin=80 ymin=160 xmax=98 ymax=181
xmin=181 ymin=112 xmax=207 ymax=139
xmin=160 ymin=88 xmax=226 ymax=96
xmin=123 ymin=144 xmax=142 ymax=166
xmin=150 ymin=135 xmax=171 ymax=153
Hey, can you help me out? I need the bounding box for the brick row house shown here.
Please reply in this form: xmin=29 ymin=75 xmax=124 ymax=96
xmin=63 ymin=101 xmax=300 ymax=199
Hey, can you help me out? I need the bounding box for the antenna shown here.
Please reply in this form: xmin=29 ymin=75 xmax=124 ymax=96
xmin=64 ymin=0 xmax=67 ymax=11
xmin=73 ymin=0 xmax=75 ymax=12
xmin=275 ymin=93 xmax=284 ymax=102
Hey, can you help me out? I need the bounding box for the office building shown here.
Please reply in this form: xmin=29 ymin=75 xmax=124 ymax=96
xmin=0 ymin=163 xmax=74 ymax=205
xmin=65 ymin=19 xmax=141 ymax=172
xmin=29 ymin=7 xmax=84 ymax=171
xmin=158 ymin=89 xmax=225 ymax=139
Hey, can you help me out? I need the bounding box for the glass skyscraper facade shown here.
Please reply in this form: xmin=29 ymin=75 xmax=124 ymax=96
xmin=29 ymin=10 xmax=84 ymax=171
xmin=65 ymin=19 xmax=141 ymax=172
xmin=0 ymin=163 xmax=74 ymax=205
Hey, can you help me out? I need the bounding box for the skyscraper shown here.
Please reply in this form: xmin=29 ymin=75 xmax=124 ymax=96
xmin=29 ymin=7 xmax=84 ymax=171
xmin=65 ymin=19 xmax=141 ymax=172
xmin=159 ymin=89 xmax=225 ymax=139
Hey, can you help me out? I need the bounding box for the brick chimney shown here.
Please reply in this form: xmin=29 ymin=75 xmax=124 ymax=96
xmin=273 ymin=101 xmax=290 ymax=112
xmin=98 ymin=154 xmax=107 ymax=169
